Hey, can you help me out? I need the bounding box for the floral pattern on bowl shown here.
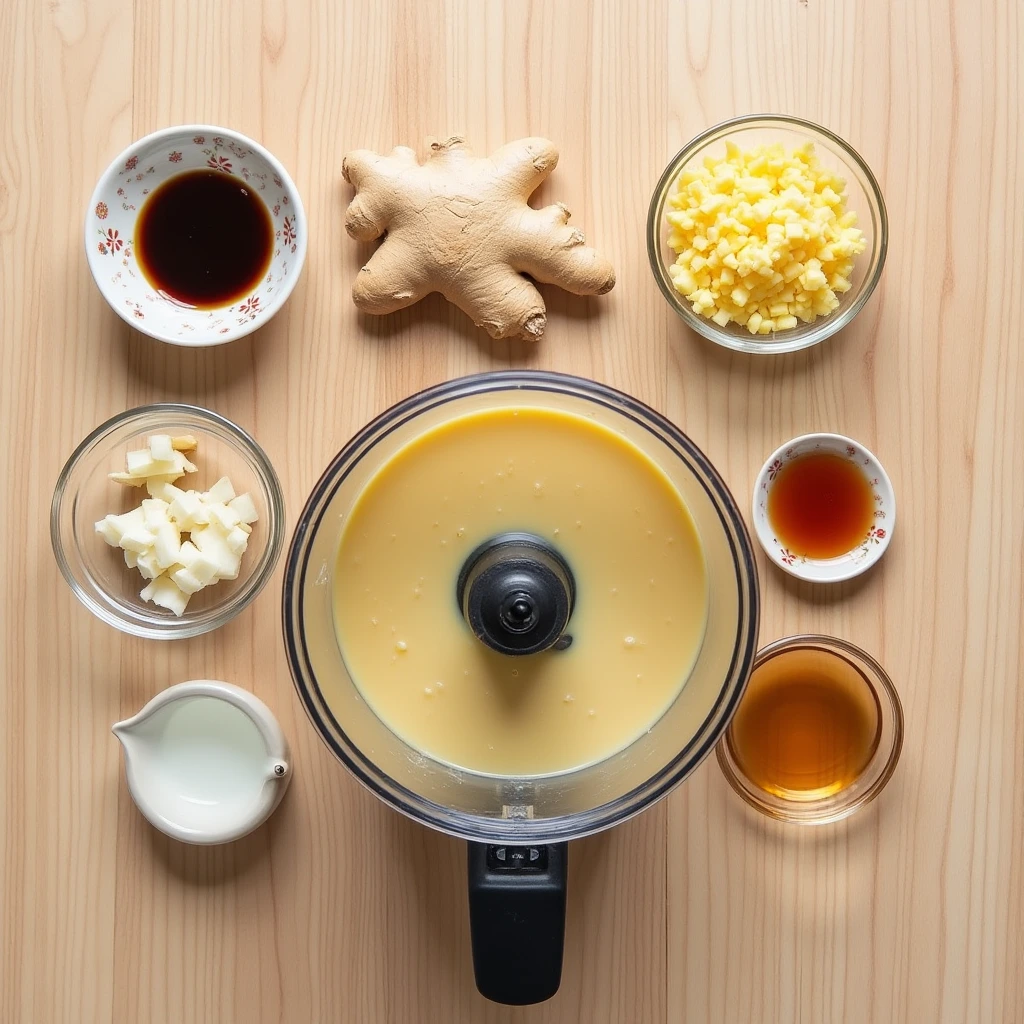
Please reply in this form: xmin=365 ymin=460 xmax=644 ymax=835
xmin=85 ymin=125 xmax=307 ymax=347
xmin=751 ymin=432 xmax=896 ymax=583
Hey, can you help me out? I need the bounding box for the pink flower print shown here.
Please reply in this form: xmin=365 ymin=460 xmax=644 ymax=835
xmin=133 ymin=307 xmax=145 ymax=319
xmin=219 ymin=327 xmax=230 ymax=334
xmin=97 ymin=242 xmax=108 ymax=255
xmin=867 ymin=527 xmax=886 ymax=544
xmin=272 ymin=203 xmax=280 ymax=216
xmin=767 ymin=458 xmax=783 ymax=481
xmin=785 ymin=448 xmax=794 ymax=458
xmin=193 ymin=135 xmax=205 ymax=144
xmin=281 ymin=195 xmax=289 ymax=204
xmin=846 ymin=445 xmax=856 ymax=456
xmin=282 ymin=216 xmax=296 ymax=245
xmin=125 ymin=155 xmax=138 ymax=171
xmin=135 ymin=172 xmax=144 ymax=181
xmin=117 ymin=187 xmax=125 ymax=197
xmin=779 ymin=548 xmax=796 ymax=566
xmin=169 ymin=150 xmax=182 ymax=163
xmin=238 ymin=295 xmax=261 ymax=318
xmin=273 ymin=175 xmax=283 ymax=188
xmin=213 ymin=135 xmax=224 ymax=146
xmin=207 ymin=155 xmax=232 ymax=172
xmin=103 ymin=229 xmax=123 ymax=255
xmin=874 ymin=510 xmax=886 ymax=519
xmin=95 ymin=201 xmax=108 ymax=219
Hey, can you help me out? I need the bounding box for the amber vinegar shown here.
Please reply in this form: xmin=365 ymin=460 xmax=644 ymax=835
xmin=767 ymin=452 xmax=875 ymax=559
xmin=727 ymin=645 xmax=881 ymax=799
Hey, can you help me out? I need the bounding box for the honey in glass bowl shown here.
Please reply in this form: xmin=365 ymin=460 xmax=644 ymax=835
xmin=716 ymin=635 xmax=903 ymax=823
xmin=727 ymin=644 xmax=880 ymax=799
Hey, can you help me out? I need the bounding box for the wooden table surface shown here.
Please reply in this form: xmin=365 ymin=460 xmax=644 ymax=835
xmin=3 ymin=0 xmax=1023 ymax=1021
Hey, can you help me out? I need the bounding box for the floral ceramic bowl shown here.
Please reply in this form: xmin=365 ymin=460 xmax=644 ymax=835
xmin=752 ymin=432 xmax=895 ymax=582
xmin=84 ymin=125 xmax=307 ymax=346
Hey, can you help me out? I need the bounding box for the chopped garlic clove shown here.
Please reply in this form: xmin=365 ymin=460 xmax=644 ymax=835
xmin=119 ymin=526 xmax=157 ymax=555
xmin=126 ymin=449 xmax=155 ymax=475
xmin=146 ymin=479 xmax=184 ymax=502
xmin=153 ymin=521 xmax=182 ymax=569
xmin=225 ymin=525 xmax=250 ymax=555
xmin=206 ymin=502 xmax=241 ymax=532
xmin=204 ymin=476 xmax=236 ymax=504
xmin=108 ymin=472 xmax=152 ymax=486
xmin=216 ymin=552 xmax=242 ymax=581
xmin=173 ymin=451 xmax=198 ymax=474
xmin=136 ymin=551 xmax=162 ymax=580
xmin=189 ymin=553 xmax=222 ymax=587
xmin=142 ymin=498 xmax=170 ymax=530
xmin=170 ymin=566 xmax=206 ymax=595
xmin=228 ymin=493 xmax=259 ymax=524
xmin=140 ymin=576 xmax=190 ymax=616
xmin=191 ymin=526 xmax=240 ymax=579
xmin=95 ymin=516 xmax=122 ymax=546
xmin=148 ymin=435 xmax=175 ymax=462
xmin=176 ymin=540 xmax=200 ymax=568
xmin=168 ymin=490 xmax=205 ymax=529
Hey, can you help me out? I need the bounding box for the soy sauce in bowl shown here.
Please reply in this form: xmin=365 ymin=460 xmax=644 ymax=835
xmin=135 ymin=169 xmax=273 ymax=309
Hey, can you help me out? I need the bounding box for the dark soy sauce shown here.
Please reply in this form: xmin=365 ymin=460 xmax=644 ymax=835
xmin=135 ymin=169 xmax=273 ymax=309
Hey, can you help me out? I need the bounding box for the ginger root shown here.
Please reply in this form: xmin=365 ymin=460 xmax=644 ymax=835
xmin=342 ymin=136 xmax=615 ymax=340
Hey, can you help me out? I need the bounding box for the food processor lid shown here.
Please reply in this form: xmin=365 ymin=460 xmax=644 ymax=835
xmin=456 ymin=532 xmax=575 ymax=656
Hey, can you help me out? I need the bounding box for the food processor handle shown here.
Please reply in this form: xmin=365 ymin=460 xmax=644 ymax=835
xmin=467 ymin=841 xmax=568 ymax=1005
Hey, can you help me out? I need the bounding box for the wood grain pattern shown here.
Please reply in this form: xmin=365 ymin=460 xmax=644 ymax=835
xmin=2 ymin=0 xmax=1022 ymax=1020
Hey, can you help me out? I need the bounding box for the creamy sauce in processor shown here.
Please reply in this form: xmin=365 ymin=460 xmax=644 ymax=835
xmin=332 ymin=406 xmax=708 ymax=776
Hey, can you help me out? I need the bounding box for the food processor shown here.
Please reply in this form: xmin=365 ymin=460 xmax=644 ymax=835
xmin=282 ymin=371 xmax=759 ymax=1004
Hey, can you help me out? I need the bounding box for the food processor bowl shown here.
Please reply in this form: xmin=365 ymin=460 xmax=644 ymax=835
xmin=282 ymin=371 xmax=759 ymax=1003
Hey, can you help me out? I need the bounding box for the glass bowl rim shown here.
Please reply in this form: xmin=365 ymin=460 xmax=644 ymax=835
xmin=51 ymin=402 xmax=285 ymax=639
xmin=282 ymin=369 xmax=761 ymax=844
xmin=715 ymin=632 xmax=905 ymax=823
xmin=646 ymin=113 xmax=889 ymax=355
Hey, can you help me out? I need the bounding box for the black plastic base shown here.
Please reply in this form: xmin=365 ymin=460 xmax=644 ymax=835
xmin=467 ymin=841 xmax=568 ymax=1005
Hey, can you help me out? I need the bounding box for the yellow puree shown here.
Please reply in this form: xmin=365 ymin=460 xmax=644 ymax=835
xmin=333 ymin=406 xmax=708 ymax=776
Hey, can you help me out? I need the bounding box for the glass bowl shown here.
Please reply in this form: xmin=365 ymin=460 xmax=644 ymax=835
xmin=647 ymin=114 xmax=888 ymax=355
xmin=51 ymin=404 xmax=285 ymax=639
xmin=716 ymin=635 xmax=903 ymax=823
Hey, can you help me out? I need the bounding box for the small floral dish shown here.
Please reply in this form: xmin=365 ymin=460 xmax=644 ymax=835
xmin=752 ymin=432 xmax=895 ymax=582
xmin=85 ymin=124 xmax=306 ymax=346
xmin=51 ymin=404 xmax=285 ymax=639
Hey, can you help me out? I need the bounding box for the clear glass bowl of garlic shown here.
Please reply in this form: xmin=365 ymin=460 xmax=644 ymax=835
xmin=647 ymin=114 xmax=887 ymax=354
xmin=51 ymin=405 xmax=284 ymax=639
